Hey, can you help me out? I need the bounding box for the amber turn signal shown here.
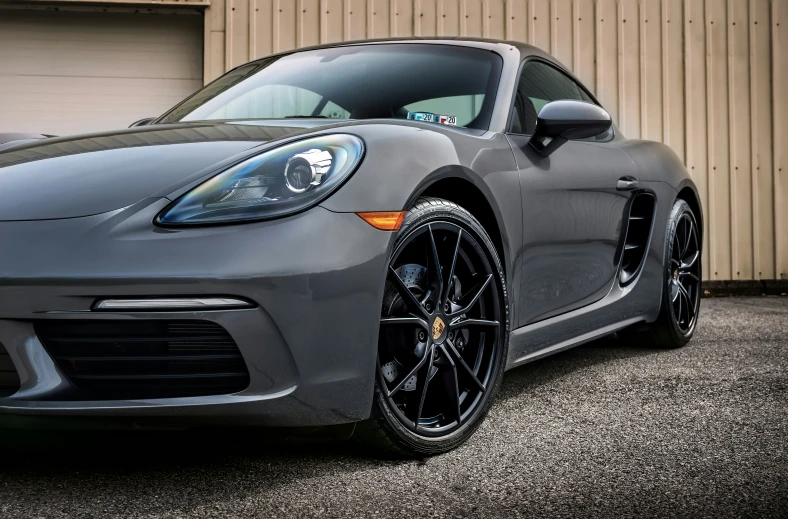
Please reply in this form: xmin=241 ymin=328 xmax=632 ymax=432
xmin=356 ymin=211 xmax=407 ymax=231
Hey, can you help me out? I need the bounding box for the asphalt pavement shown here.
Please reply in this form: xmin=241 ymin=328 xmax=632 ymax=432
xmin=1 ymin=297 xmax=786 ymax=518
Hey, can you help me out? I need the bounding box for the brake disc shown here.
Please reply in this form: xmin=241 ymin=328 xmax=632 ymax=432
xmin=381 ymin=264 xmax=426 ymax=390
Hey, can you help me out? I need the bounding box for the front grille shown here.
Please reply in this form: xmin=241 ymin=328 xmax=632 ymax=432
xmin=0 ymin=342 xmax=21 ymax=397
xmin=35 ymin=320 xmax=250 ymax=399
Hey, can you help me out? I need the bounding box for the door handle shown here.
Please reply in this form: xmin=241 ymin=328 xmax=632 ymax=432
xmin=616 ymin=177 xmax=639 ymax=191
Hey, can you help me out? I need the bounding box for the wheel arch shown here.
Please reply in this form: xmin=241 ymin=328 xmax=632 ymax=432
xmin=416 ymin=176 xmax=507 ymax=278
xmin=676 ymin=183 xmax=704 ymax=246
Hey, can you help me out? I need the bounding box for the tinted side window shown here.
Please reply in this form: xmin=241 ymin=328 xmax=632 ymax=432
xmin=510 ymin=61 xmax=593 ymax=135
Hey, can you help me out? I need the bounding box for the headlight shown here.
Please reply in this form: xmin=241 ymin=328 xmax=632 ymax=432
xmin=156 ymin=134 xmax=364 ymax=225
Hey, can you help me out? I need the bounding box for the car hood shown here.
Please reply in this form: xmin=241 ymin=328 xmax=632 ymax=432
xmin=0 ymin=121 xmax=341 ymax=221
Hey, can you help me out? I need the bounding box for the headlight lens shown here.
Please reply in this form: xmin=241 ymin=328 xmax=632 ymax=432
xmin=156 ymin=134 xmax=364 ymax=225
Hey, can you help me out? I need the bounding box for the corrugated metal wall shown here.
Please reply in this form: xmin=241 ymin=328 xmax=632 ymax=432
xmin=204 ymin=0 xmax=787 ymax=281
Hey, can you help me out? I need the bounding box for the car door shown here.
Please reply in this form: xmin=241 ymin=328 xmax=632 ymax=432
xmin=507 ymin=60 xmax=637 ymax=326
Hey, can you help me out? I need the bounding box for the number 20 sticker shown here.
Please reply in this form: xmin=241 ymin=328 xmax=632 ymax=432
xmin=407 ymin=111 xmax=457 ymax=126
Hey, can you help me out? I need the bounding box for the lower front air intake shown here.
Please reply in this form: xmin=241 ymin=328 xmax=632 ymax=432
xmin=35 ymin=320 xmax=250 ymax=399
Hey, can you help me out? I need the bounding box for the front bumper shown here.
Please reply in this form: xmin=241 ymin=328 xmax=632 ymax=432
xmin=0 ymin=198 xmax=391 ymax=426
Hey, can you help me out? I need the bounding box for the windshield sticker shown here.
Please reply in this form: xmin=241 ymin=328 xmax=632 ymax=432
xmin=407 ymin=112 xmax=457 ymax=127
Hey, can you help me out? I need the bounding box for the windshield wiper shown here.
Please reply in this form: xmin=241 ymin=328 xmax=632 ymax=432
xmin=284 ymin=115 xmax=330 ymax=118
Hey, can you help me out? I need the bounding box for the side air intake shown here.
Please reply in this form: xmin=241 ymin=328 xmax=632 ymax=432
xmin=619 ymin=192 xmax=656 ymax=285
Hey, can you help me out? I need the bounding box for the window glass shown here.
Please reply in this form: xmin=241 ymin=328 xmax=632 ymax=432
xmin=318 ymin=100 xmax=350 ymax=119
xmin=158 ymin=44 xmax=503 ymax=130
xmin=510 ymin=60 xmax=606 ymax=140
xmin=204 ymin=85 xmax=323 ymax=120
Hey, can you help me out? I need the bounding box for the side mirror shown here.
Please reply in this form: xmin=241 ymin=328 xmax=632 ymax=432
xmin=129 ymin=117 xmax=157 ymax=128
xmin=529 ymin=100 xmax=612 ymax=157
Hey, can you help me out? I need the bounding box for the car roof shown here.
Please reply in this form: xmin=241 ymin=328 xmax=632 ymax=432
xmin=244 ymin=37 xmax=559 ymax=70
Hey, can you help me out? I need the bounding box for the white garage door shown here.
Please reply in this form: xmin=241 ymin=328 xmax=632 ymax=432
xmin=0 ymin=10 xmax=203 ymax=137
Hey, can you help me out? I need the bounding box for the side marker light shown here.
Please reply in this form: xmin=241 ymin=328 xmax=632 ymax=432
xmin=356 ymin=211 xmax=407 ymax=231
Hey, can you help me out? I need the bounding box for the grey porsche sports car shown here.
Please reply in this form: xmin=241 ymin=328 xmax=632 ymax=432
xmin=0 ymin=38 xmax=702 ymax=456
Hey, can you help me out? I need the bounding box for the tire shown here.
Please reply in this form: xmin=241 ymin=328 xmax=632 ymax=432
xmin=621 ymin=198 xmax=702 ymax=348
xmin=353 ymin=197 xmax=509 ymax=457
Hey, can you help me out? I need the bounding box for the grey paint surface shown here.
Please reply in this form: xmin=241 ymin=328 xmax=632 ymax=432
xmin=0 ymin=38 xmax=699 ymax=425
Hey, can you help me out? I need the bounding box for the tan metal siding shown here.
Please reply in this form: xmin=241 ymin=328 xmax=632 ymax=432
xmin=204 ymin=0 xmax=787 ymax=281
xmin=728 ymin=0 xmax=753 ymax=280
xmin=706 ymin=0 xmax=732 ymax=280
xmin=662 ymin=0 xmax=684 ymax=163
xmin=750 ymin=0 xmax=775 ymax=279
xmin=684 ymin=0 xmax=711 ymax=278
xmin=18 ymin=0 xmax=209 ymax=5
xmin=775 ymin=0 xmax=787 ymax=281
xmin=596 ymin=0 xmax=619 ymax=124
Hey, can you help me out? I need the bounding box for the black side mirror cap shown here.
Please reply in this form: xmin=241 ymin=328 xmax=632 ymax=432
xmin=529 ymin=100 xmax=612 ymax=157
xmin=129 ymin=117 xmax=157 ymax=128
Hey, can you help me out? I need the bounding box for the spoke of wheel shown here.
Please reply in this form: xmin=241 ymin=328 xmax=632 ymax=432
xmin=679 ymin=271 xmax=700 ymax=283
xmin=681 ymin=289 xmax=690 ymax=326
xmin=672 ymin=238 xmax=681 ymax=261
xmin=446 ymin=339 xmax=485 ymax=392
xmin=387 ymin=266 xmax=428 ymax=318
xmin=379 ymin=317 xmax=429 ymax=329
xmin=426 ymin=225 xmax=444 ymax=304
xmin=414 ymin=349 xmax=435 ymax=428
xmin=683 ymin=219 xmax=693 ymax=258
xmin=670 ymin=280 xmax=680 ymax=303
xmin=442 ymin=230 xmax=462 ymax=306
xmin=448 ymin=274 xmax=493 ymax=318
xmin=449 ymin=318 xmax=499 ymax=330
xmin=677 ymin=282 xmax=695 ymax=322
xmin=389 ymin=345 xmax=431 ymax=398
xmin=682 ymin=250 xmax=700 ymax=270
xmin=439 ymin=345 xmax=462 ymax=425
xmin=677 ymin=218 xmax=687 ymax=258
xmin=676 ymin=287 xmax=683 ymax=325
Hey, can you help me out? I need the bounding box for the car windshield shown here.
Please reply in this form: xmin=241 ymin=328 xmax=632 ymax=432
xmin=157 ymin=44 xmax=503 ymax=130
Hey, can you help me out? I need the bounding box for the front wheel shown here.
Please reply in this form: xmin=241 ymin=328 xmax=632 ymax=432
xmin=354 ymin=197 xmax=509 ymax=457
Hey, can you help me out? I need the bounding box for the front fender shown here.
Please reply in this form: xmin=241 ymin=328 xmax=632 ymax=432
xmin=319 ymin=123 xmax=519 ymax=237
xmin=319 ymin=121 xmax=521 ymax=271
xmin=319 ymin=122 xmax=522 ymax=322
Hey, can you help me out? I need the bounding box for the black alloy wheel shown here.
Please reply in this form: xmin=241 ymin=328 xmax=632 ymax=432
xmin=669 ymin=211 xmax=701 ymax=334
xmin=355 ymin=198 xmax=507 ymax=456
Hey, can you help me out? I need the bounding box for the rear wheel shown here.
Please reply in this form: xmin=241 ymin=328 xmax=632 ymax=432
xmin=621 ymin=199 xmax=701 ymax=348
xmin=354 ymin=197 xmax=508 ymax=457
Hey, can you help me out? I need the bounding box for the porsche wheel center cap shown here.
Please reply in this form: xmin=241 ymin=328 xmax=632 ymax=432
xmin=431 ymin=315 xmax=447 ymax=343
